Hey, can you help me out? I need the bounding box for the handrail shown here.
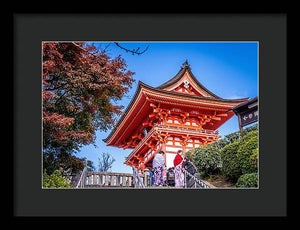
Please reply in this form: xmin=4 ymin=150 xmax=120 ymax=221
xmin=76 ymin=166 xmax=87 ymax=188
xmin=125 ymin=128 xmax=155 ymax=161
xmin=132 ymin=166 xmax=145 ymax=188
xmin=155 ymin=123 xmax=219 ymax=135
xmin=182 ymin=167 xmax=212 ymax=188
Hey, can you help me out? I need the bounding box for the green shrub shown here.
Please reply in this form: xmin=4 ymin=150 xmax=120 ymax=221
xmin=43 ymin=170 xmax=72 ymax=188
xmin=186 ymin=126 xmax=259 ymax=185
xmin=192 ymin=143 xmax=222 ymax=177
xmin=240 ymin=130 xmax=258 ymax=144
xmin=236 ymin=173 xmax=258 ymax=188
xmin=185 ymin=149 xmax=195 ymax=162
xmin=218 ymin=129 xmax=258 ymax=182
xmin=250 ymin=148 xmax=258 ymax=170
xmin=220 ymin=141 xmax=242 ymax=181
xmin=244 ymin=123 xmax=258 ymax=134
xmin=210 ymin=138 xmax=229 ymax=151
xmin=220 ymin=124 xmax=258 ymax=148
xmin=237 ymin=134 xmax=258 ymax=174
xmin=199 ymin=171 xmax=207 ymax=178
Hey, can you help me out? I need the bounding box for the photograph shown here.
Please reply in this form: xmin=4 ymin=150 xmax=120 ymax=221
xmin=42 ymin=41 xmax=259 ymax=189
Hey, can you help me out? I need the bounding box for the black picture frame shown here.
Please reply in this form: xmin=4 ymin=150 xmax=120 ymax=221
xmin=13 ymin=13 xmax=287 ymax=219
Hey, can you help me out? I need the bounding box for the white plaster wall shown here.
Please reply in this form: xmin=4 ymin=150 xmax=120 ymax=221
xmin=165 ymin=153 xmax=176 ymax=169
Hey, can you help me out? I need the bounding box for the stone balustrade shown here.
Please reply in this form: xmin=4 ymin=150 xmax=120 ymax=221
xmin=155 ymin=123 xmax=219 ymax=136
xmin=84 ymin=171 xmax=151 ymax=187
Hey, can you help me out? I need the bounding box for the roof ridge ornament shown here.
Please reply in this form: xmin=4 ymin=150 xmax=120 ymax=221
xmin=181 ymin=60 xmax=191 ymax=69
xmin=183 ymin=79 xmax=190 ymax=89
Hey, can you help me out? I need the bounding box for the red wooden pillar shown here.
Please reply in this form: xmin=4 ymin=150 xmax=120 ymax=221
xmin=182 ymin=144 xmax=187 ymax=156
xmin=141 ymin=163 xmax=146 ymax=173
xmin=181 ymin=135 xmax=187 ymax=157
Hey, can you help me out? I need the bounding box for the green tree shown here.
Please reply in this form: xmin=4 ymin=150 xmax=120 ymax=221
xmin=236 ymin=173 xmax=258 ymax=188
xmin=43 ymin=170 xmax=71 ymax=188
xmin=220 ymin=140 xmax=242 ymax=182
xmin=219 ymin=129 xmax=258 ymax=181
xmin=43 ymin=150 xmax=85 ymax=175
xmin=190 ymin=144 xmax=222 ymax=177
xmin=187 ymin=124 xmax=258 ymax=186
xmin=250 ymin=148 xmax=259 ymax=171
xmin=86 ymin=159 xmax=96 ymax=172
xmin=211 ymin=124 xmax=258 ymax=151
xmin=237 ymin=133 xmax=258 ymax=174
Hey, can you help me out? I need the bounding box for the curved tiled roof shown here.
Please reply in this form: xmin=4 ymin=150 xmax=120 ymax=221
xmin=231 ymin=96 xmax=258 ymax=112
xmin=156 ymin=60 xmax=221 ymax=99
xmin=103 ymin=80 xmax=248 ymax=144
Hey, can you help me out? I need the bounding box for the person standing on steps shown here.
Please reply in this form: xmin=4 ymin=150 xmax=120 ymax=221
xmin=152 ymin=150 xmax=166 ymax=187
xmin=174 ymin=150 xmax=185 ymax=188
xmin=147 ymin=166 xmax=154 ymax=187
xmin=183 ymin=154 xmax=199 ymax=188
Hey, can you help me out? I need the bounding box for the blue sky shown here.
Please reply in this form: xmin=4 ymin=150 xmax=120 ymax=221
xmin=77 ymin=42 xmax=258 ymax=173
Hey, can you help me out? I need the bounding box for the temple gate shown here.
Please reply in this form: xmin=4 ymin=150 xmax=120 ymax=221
xmin=104 ymin=61 xmax=248 ymax=172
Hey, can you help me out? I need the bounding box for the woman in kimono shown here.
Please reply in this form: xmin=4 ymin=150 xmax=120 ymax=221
xmin=152 ymin=150 xmax=166 ymax=186
xmin=173 ymin=150 xmax=184 ymax=187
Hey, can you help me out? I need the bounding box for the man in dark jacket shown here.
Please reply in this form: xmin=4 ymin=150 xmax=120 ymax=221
xmin=183 ymin=157 xmax=200 ymax=188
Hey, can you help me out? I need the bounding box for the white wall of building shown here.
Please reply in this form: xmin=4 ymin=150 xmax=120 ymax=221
xmin=165 ymin=153 xmax=177 ymax=169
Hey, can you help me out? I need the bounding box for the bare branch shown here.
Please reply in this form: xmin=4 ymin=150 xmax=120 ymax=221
xmin=114 ymin=42 xmax=149 ymax=55
xmin=98 ymin=152 xmax=115 ymax=172
xmin=103 ymin=43 xmax=112 ymax=53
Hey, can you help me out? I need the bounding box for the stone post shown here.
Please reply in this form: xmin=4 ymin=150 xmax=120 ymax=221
xmin=122 ymin=176 xmax=126 ymax=187
xmin=144 ymin=169 xmax=149 ymax=187
xmin=98 ymin=174 xmax=102 ymax=186
xmin=110 ymin=175 xmax=114 ymax=186
xmin=128 ymin=176 xmax=132 ymax=187
xmin=104 ymin=174 xmax=109 ymax=186
xmin=93 ymin=174 xmax=97 ymax=185
xmin=116 ymin=175 xmax=120 ymax=186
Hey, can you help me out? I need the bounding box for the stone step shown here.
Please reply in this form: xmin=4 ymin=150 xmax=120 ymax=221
xmin=83 ymin=185 xmax=188 ymax=189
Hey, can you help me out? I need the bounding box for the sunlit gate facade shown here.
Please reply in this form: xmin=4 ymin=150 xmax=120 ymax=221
xmin=104 ymin=61 xmax=248 ymax=172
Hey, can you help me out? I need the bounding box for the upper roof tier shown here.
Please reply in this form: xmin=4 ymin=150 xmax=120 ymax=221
xmin=156 ymin=60 xmax=221 ymax=98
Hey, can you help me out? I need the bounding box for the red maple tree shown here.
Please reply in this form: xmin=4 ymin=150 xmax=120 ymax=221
xmin=42 ymin=42 xmax=135 ymax=173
